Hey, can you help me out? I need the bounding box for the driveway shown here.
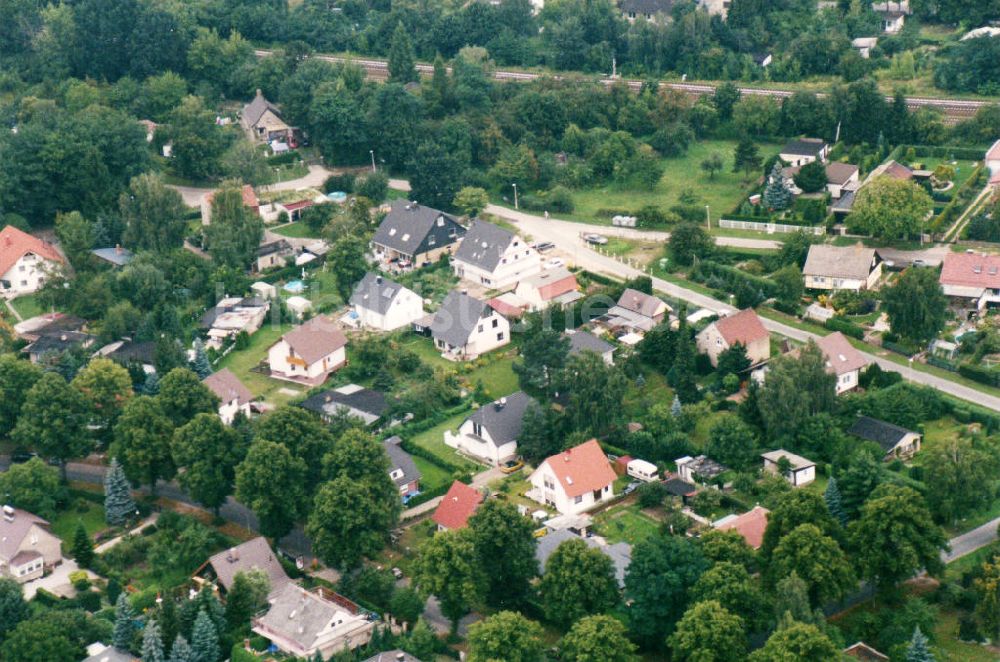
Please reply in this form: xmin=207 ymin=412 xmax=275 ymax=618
xmin=21 ymin=558 xmax=97 ymax=600
xmin=169 ymin=165 xmax=336 ymax=207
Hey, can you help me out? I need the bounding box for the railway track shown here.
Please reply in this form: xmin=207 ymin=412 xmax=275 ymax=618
xmin=255 ymin=49 xmax=992 ymax=123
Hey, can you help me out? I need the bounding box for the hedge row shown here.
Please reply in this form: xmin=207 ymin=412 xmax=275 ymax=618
xmin=267 ymin=150 xmax=300 ymax=166
xmin=692 ymin=261 xmax=779 ymax=299
xmin=926 ymin=356 xmax=958 ymax=372
xmin=958 ymin=363 xmax=1000 ymax=388
xmin=929 ymin=163 xmax=985 ymax=235
xmin=882 ymin=339 xmax=918 ymax=357
xmin=911 ymin=145 xmax=986 ymax=161
xmin=825 ymin=317 xmax=865 ymax=339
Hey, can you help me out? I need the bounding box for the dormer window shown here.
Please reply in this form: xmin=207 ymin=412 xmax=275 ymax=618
xmin=437 ymin=216 xmax=445 ymax=226
xmin=389 ymin=228 xmax=397 ymax=236
xmin=402 ymin=233 xmax=410 ymax=242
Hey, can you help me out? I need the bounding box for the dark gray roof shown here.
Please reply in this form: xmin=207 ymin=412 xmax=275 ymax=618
xmin=257 ymin=239 xmax=294 ymax=258
xmin=535 ymin=530 xmax=631 ymax=588
xmin=350 ymin=272 xmax=410 ymax=316
xmin=663 ymin=477 xmax=697 ymax=497
xmin=620 ymin=0 xmax=674 ymax=13
xmin=372 ymin=200 xmax=465 ymax=258
xmin=848 ymin=416 xmax=917 ymax=452
xmin=242 ymin=90 xmax=283 ymax=128
xmin=26 ymin=331 xmax=95 ymax=355
xmin=781 ymin=139 xmax=826 ymax=156
xmin=383 ymin=436 xmax=421 ymax=488
xmin=362 ymin=652 xmax=422 ymax=662
xmin=453 ymin=220 xmax=516 ymax=272
xmin=300 ymin=386 xmax=387 ymax=425
xmin=466 ymin=391 xmax=534 ymax=446
xmin=565 ymin=331 xmax=614 ymax=358
xmin=99 ymin=339 xmax=156 ymax=365
xmin=430 ymin=291 xmax=491 ymax=347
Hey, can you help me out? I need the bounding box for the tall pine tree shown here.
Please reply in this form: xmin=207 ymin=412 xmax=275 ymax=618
xmin=113 ymin=593 xmax=136 ymax=650
xmin=763 ymin=161 xmax=792 ymax=211
xmin=824 ymin=477 xmax=848 ymax=526
xmin=388 ymin=23 xmax=417 ymax=84
xmin=733 ymin=135 xmax=762 ymax=180
xmin=104 ymin=457 xmax=137 ymax=526
xmin=669 ymin=305 xmax=699 ymax=403
xmin=142 ymin=371 xmax=161 ymax=396
xmin=190 ymin=339 xmax=212 ymax=380
xmin=191 ymin=610 xmax=220 ymax=662
xmin=168 ymin=635 xmax=193 ymax=662
xmin=905 ymin=626 xmax=935 ymax=662
xmin=72 ymin=521 xmax=94 ymax=568
xmin=142 ymin=619 xmax=165 ymax=662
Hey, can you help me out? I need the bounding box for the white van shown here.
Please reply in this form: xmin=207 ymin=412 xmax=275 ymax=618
xmin=627 ymin=459 xmax=659 ymax=483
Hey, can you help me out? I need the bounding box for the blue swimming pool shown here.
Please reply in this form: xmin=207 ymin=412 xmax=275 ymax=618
xmin=284 ymin=279 xmax=306 ymax=293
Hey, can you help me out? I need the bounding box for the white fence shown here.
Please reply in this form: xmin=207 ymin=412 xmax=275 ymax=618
xmin=719 ymin=219 xmax=825 ymax=235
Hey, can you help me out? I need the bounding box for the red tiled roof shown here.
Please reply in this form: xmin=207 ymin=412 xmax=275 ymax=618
xmin=843 ymin=642 xmax=890 ymax=661
xmin=714 ymin=308 xmax=769 ymax=347
xmin=940 ymin=252 xmax=1000 ymax=290
xmin=282 ymin=200 xmax=314 ymax=212
xmin=242 ymin=185 xmax=259 ymax=209
xmin=813 ymin=332 xmax=869 ymax=376
xmin=881 ymin=161 xmax=913 ymax=180
xmin=537 ymin=273 xmax=578 ymax=301
xmin=987 ymin=139 xmax=1000 ymax=162
xmin=487 ymin=297 xmax=524 ymax=319
xmin=540 ymin=439 xmax=617 ymax=499
xmin=715 ymin=505 xmax=769 ymax=550
xmin=432 ymin=481 xmax=483 ymax=530
xmin=0 ymin=225 xmax=64 ymax=278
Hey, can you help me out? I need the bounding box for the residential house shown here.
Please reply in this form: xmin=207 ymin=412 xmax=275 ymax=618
xmin=371 ymin=201 xmax=466 ymax=270
xmin=513 ymin=267 xmax=582 ymax=311
xmin=349 ymin=272 xmax=425 ymax=331
xmin=13 ymin=312 xmax=85 ymax=343
xmin=939 ymin=252 xmax=1000 ymax=311
xmin=286 ymin=296 xmax=313 ymax=320
xmin=252 ymin=583 xmax=374 ymax=659
xmin=713 ymin=506 xmax=769 ymax=550
xmin=852 ymin=37 xmax=878 ymax=58
xmin=761 ymin=449 xmax=816 ymax=487
xmin=619 ymin=0 xmax=674 ymax=23
xmin=91 ymin=245 xmax=134 ymax=268
xmin=432 ymin=481 xmax=484 ymax=531
xmin=429 ymin=291 xmax=510 ymax=361
xmin=267 ymin=316 xmax=347 ymax=385
xmin=201 ymin=185 xmax=259 ymax=226
xmin=599 ymin=288 xmax=670 ymax=338
xmin=0 ymin=225 xmax=65 ymax=298
xmin=362 ymin=652 xmax=422 ymax=662
xmin=536 ymin=528 xmax=631 ymax=588
xmin=813 ymin=331 xmax=869 ymax=394
xmin=778 ymin=139 xmax=828 ymax=167
xmin=696 ymin=0 xmax=729 ymax=17
xmin=93 ymin=339 xmax=156 ymax=374
xmin=675 ymin=455 xmax=726 ymax=484
xmin=444 ymin=392 xmax=534 ymax=466
xmin=202 ymin=369 xmax=254 ymax=425
xmin=843 ymin=642 xmax=890 ymax=661
xmin=695 ymin=308 xmax=770 ymax=368
xmin=0 ymin=506 xmax=62 ymax=583
xmin=383 ymin=436 xmax=421 ymax=501
xmin=848 ymin=416 xmax=922 ymax=460
xmin=241 ymin=89 xmax=292 ymax=143
xmin=564 ymin=330 xmax=615 ymax=365
xmin=193 ymin=536 xmax=290 ymax=595
xmin=301 ymin=385 xmax=387 ymax=426
xmin=870 ymin=159 xmax=914 ymax=181
xmin=527 ymin=439 xmax=617 ymax=516
xmin=251 ymin=281 xmax=278 ymax=300
xmin=256 ymin=238 xmax=295 ymax=272
xmin=802 ymin=245 xmax=882 ymax=292
xmin=451 ymin=220 xmax=541 ymax=290
xmin=783 ymin=162 xmax=859 ymax=199
xmin=872 ymin=1 xmax=909 ymax=33
xmin=200 ymin=296 xmax=270 ymax=349
xmin=23 ymin=331 xmax=96 ymax=363
xmin=82 ymin=644 xmax=138 ymax=662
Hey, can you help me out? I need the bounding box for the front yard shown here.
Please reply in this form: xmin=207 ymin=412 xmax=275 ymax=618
xmin=592 ymin=502 xmax=661 ymax=546
xmin=406 ymin=411 xmax=481 ymax=473
xmin=10 ymin=293 xmax=46 ymax=320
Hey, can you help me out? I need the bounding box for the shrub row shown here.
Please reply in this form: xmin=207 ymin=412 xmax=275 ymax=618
xmin=267 ymin=150 xmax=300 ymax=166
xmin=691 ymin=261 xmax=779 ymax=299
xmin=928 ymin=163 xmax=985 ymax=235
xmin=926 ymin=356 xmax=958 ymax=372
xmin=958 ymin=363 xmax=1000 ymax=388
xmin=825 ymin=317 xmax=865 ymax=339
xmin=882 ymin=339 xmax=918 ymax=357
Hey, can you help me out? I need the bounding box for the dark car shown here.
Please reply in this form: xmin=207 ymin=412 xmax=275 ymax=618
xmin=9 ymin=451 xmax=37 ymax=464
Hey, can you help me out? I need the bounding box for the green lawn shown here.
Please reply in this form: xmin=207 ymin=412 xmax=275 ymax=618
xmin=50 ymin=491 xmax=107 ymax=541
xmin=215 ymin=322 xmax=295 ymax=405
xmin=406 ymin=411 xmax=480 ymax=472
xmin=559 ymin=139 xmax=779 ymax=224
xmin=272 ymin=222 xmax=321 ymax=238
xmin=10 ymin=293 xmax=46 ymax=320
xmin=412 ymin=455 xmax=454 ymax=494
xmin=592 ymin=504 xmax=661 ymax=545
xmin=464 ymin=357 xmax=520 ymax=400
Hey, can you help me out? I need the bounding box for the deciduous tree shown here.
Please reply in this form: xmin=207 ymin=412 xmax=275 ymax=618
xmin=235 ymin=440 xmax=308 ymax=540
xmin=13 ymin=371 xmax=91 ymax=481
xmin=0 ymin=457 xmax=61 ymax=518
xmin=559 ymin=614 xmax=638 ymax=662
xmin=204 ymin=181 xmax=264 ymax=271
xmin=706 ymin=416 xmax=758 ymax=470
xmin=540 ymin=538 xmax=619 ymax=627
xmin=468 ymin=499 xmax=538 ymax=609
xmin=847 ymin=176 xmax=933 ymax=240
xmin=171 ymin=414 xmax=241 ymax=514
xmin=769 ymin=524 xmax=856 ymax=607
xmin=0 ymin=578 xmax=29 ymax=644
xmin=120 ymin=173 xmax=187 ymax=254
xmin=757 ymin=341 xmax=836 ymax=440
xmin=111 ymin=395 xmax=175 ymax=493
xmin=413 ymin=529 xmax=485 ymax=633
xmin=0 ymin=354 xmax=42 ymax=437
xmin=467 ymin=611 xmax=544 ymax=662
xmin=669 ymin=600 xmax=746 ymax=662
xmin=157 ymin=368 xmax=219 ymax=428
xmin=882 ymin=267 xmax=948 ymax=345
xmin=72 ymin=357 xmax=133 ymax=439
xmin=749 ymin=621 xmax=839 ymax=662
xmin=691 ymin=561 xmax=766 ymax=629
xmin=307 ymin=474 xmax=400 ymax=569
xmin=625 ymin=535 xmax=707 ymax=646
xmin=668 ymin=222 xmax=713 ymax=266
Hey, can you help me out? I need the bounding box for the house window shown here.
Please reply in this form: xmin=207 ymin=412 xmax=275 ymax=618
xmin=497 ymin=332 xmax=504 ymax=341
xmin=18 ymin=265 xmax=25 ymax=272
xmin=20 ymin=281 xmax=26 ymax=287
xmin=502 ymin=258 xmax=507 ymax=264
xmin=478 ymin=324 xmax=484 ymax=333
xmin=574 ymin=495 xmax=583 ymax=504
xmin=492 ymin=319 xmax=499 ymax=328
xmin=428 ymin=236 xmax=436 ymax=246
xmin=544 ymin=477 xmax=555 ymax=490
xmin=472 ymin=422 xmax=483 ymax=437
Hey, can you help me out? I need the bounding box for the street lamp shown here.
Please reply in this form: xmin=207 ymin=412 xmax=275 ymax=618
xmin=512 ymin=183 xmax=519 ymax=210
xmin=369 ymin=150 xmax=376 ymax=173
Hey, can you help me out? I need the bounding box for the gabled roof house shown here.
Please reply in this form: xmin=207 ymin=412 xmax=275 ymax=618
xmin=432 ymin=481 xmax=484 ymax=531
xmin=301 ymin=384 xmax=387 ymax=426
xmin=267 ymin=316 xmax=347 ymax=386
xmin=202 ymin=368 xmax=254 ymax=424
xmin=696 ymin=308 xmax=770 ymax=368
xmin=372 ymin=201 xmax=466 ymax=270
xmin=514 ymin=267 xmax=582 ymax=311
xmin=803 ymin=245 xmax=882 ymax=292
xmin=349 ymin=272 xmax=425 ymax=332
xmin=527 ymin=439 xmax=617 ymax=515
xmin=451 ymin=220 xmax=541 ymax=290
xmin=193 ymin=536 xmax=290 ymax=595
xmin=0 ymin=225 xmax=65 ymax=298
xmin=939 ymin=252 xmax=1000 ymax=311
xmin=429 ymin=290 xmax=510 ymax=361
xmin=0 ymin=506 xmax=62 ymax=583
xmin=444 ymin=392 xmax=535 ymax=466
xmin=383 ymin=436 xmax=421 ymax=500
xmin=848 ymin=416 xmax=921 ymax=460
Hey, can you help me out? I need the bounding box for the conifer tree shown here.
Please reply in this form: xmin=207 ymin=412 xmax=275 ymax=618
xmin=388 ymin=23 xmax=417 ymax=84
xmin=905 ymin=627 xmax=935 ymax=662
xmin=671 ymin=394 xmax=682 ymax=417
xmin=190 ymin=339 xmax=212 ymax=380
xmin=71 ymin=521 xmax=94 ymax=568
xmin=191 ymin=610 xmax=219 ymax=662
xmin=824 ymin=477 xmax=848 ymax=526
xmin=142 ymin=619 xmax=165 ymax=662
xmin=142 ymin=371 xmax=161 ymax=396
xmin=669 ymin=306 xmax=699 ymax=403
xmin=113 ymin=593 xmax=136 ymax=650
xmin=763 ymin=161 xmax=792 ymax=211
xmin=168 ymin=635 xmax=193 ymax=662
xmin=104 ymin=457 xmax=137 ymax=526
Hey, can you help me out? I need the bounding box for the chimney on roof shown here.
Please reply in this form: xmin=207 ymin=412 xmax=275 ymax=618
xmin=324 ymin=394 xmax=332 ymax=402
xmin=256 ymin=88 xmax=263 ymax=97
xmin=226 ymin=547 xmax=239 ymax=563
xmin=376 ymin=275 xmax=382 ymax=285
xmin=494 ymin=397 xmax=506 ymax=411
xmin=60 ymin=334 xmax=67 ymax=341
xmin=397 ymin=654 xmax=406 ymax=662
xmin=2 ymin=505 xmax=14 ymax=521
xmin=115 ymin=244 xmax=122 ymax=255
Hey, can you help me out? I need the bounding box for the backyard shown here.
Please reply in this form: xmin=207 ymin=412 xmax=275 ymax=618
xmin=214 ymin=322 xmax=296 ymax=405
xmin=556 ymin=139 xmax=780 ymax=225
xmin=592 ymin=502 xmax=661 ymax=546
xmin=405 ymin=410 xmax=481 ymax=474
xmin=50 ymin=488 xmax=108 ymax=541
xmin=10 ymin=293 xmax=46 ymax=320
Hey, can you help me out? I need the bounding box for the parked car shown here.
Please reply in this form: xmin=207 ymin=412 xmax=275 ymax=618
xmin=534 ymin=241 xmax=555 ymax=252
xmin=9 ymin=451 xmax=37 ymax=464
xmin=583 ymin=233 xmax=608 ymax=245
xmin=501 ymin=459 xmax=525 ymax=474
xmin=622 ymin=481 xmax=642 ymax=496
xmin=546 ymin=257 xmax=566 ymax=269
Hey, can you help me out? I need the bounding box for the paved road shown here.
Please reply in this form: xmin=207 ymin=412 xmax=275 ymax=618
xmin=400 ymin=464 xmax=506 ymax=520
xmin=487 ymin=204 xmax=1000 ymax=412
xmin=944 ymin=519 xmax=1000 ymax=563
xmin=170 ymin=164 xmax=336 ymax=206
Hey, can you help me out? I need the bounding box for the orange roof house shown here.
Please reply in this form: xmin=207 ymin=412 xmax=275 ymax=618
xmin=0 ymin=225 xmax=65 ymax=298
xmin=713 ymin=505 xmax=770 ymax=550
xmin=527 ymin=439 xmax=617 ymax=515
xmin=696 ymin=308 xmax=770 ymax=368
xmin=432 ymin=481 xmax=483 ymax=531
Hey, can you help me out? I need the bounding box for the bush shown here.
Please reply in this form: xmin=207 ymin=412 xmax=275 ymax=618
xmin=355 ymin=172 xmax=389 ymax=202
xmin=825 ymin=317 xmax=865 ymax=339
xmin=636 ymin=481 xmax=667 ymax=508
xmin=793 ymin=196 xmax=827 ymax=224
xmin=958 ymin=363 xmax=1000 ymax=387
xmin=323 ymin=173 xmax=355 ymax=193
xmin=267 ymin=150 xmax=299 ymax=166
